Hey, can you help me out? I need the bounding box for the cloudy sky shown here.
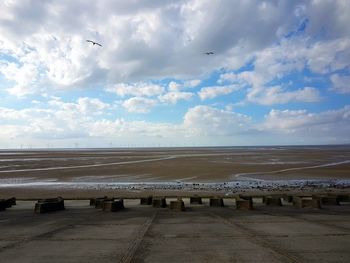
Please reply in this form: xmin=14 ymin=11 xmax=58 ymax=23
xmin=0 ymin=0 xmax=349 ymax=148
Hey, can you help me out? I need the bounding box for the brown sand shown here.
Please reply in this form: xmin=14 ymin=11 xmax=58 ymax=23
xmin=0 ymin=146 xmax=349 ymax=198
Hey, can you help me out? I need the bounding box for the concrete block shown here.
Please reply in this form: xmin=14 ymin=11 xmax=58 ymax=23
xmin=89 ymin=196 xmax=107 ymax=206
xmin=293 ymin=197 xmax=321 ymax=209
xmin=95 ymin=197 xmax=113 ymax=209
xmin=264 ymin=196 xmax=282 ymax=206
xmin=170 ymin=199 xmax=185 ymax=211
xmin=0 ymin=197 xmax=16 ymax=209
xmin=292 ymin=196 xmax=303 ymax=207
xmin=190 ymin=196 xmax=202 ymax=204
xmin=283 ymin=196 xmax=294 ymax=203
xmin=140 ymin=196 xmax=153 ymax=205
xmin=239 ymin=195 xmax=253 ymax=201
xmin=0 ymin=199 xmax=6 ymax=211
xmin=34 ymin=197 xmax=65 ymax=213
xmin=210 ymin=198 xmax=224 ymax=207
xmin=320 ymin=196 xmax=340 ymax=205
xmin=37 ymin=197 xmax=61 ymax=203
xmin=102 ymin=199 xmax=124 ymax=212
xmin=236 ymin=199 xmax=253 ymax=210
xmin=6 ymin=197 xmax=16 ymax=207
xmin=152 ymin=197 xmax=167 ymax=208
xmin=337 ymin=195 xmax=350 ymax=202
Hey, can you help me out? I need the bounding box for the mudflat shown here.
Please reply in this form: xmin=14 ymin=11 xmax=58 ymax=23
xmin=0 ymin=145 xmax=349 ymax=198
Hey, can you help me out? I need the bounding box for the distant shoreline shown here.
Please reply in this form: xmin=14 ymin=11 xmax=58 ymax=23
xmin=1 ymin=143 xmax=350 ymax=151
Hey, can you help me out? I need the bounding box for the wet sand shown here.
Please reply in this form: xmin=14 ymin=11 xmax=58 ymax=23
xmin=0 ymin=146 xmax=349 ymax=198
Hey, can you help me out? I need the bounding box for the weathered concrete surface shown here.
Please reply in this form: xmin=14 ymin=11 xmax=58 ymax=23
xmin=0 ymin=199 xmax=349 ymax=262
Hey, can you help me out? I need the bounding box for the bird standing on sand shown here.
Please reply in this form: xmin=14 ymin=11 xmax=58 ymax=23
xmin=86 ymin=40 xmax=102 ymax=47
xmin=204 ymin=51 xmax=214 ymax=55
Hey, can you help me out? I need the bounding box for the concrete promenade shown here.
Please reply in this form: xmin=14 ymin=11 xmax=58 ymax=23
xmin=0 ymin=199 xmax=350 ymax=262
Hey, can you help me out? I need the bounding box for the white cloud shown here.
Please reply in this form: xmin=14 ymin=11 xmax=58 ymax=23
xmin=330 ymin=74 xmax=350 ymax=94
xmin=0 ymin=99 xmax=184 ymax=146
xmin=0 ymin=106 xmax=87 ymax=140
xmin=198 ymin=85 xmax=240 ymax=100
xmin=158 ymin=91 xmax=193 ymax=104
xmin=0 ymin=96 xmax=114 ymax=141
xmin=252 ymin=37 xmax=350 ymax=82
xmin=0 ymin=0 xmax=349 ymax=100
xmin=185 ymin=79 xmax=201 ymax=88
xmin=106 ymin=82 xmax=165 ymax=97
xmin=0 ymin=97 xmax=111 ymax=140
xmin=0 ymin=125 xmax=25 ymax=138
xmin=183 ymin=105 xmax=251 ymax=136
xmin=0 ymin=62 xmax=39 ymax=97
xmin=168 ymin=81 xmax=182 ymax=92
xmin=0 ymin=108 xmax=25 ymax=121
xmin=262 ymin=106 xmax=350 ymax=137
xmin=219 ymin=36 xmax=350 ymax=105
xmin=122 ymin=97 xmax=157 ymax=113
xmin=2 ymin=104 xmax=253 ymax=140
xmin=88 ymin=119 xmax=125 ymax=137
xmin=48 ymin=97 xmax=109 ymax=116
xmin=248 ymin=86 xmax=321 ymax=105
xmin=306 ymin=0 xmax=350 ymax=39
xmin=219 ymin=72 xmax=244 ymax=84
xmin=0 ymin=0 xmax=332 ymax=96
xmin=87 ymin=119 xmax=185 ymax=144
xmin=75 ymin=97 xmax=110 ymax=115
xmin=0 ymin=101 xmax=350 ymax=147
xmin=168 ymin=79 xmax=201 ymax=92
xmin=306 ymin=38 xmax=350 ymax=74
xmin=263 ymin=109 xmax=312 ymax=132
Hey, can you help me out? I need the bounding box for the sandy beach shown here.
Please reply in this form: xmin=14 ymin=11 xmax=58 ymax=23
xmin=0 ymin=146 xmax=349 ymax=199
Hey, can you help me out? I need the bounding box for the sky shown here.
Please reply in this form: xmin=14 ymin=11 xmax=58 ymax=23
xmin=0 ymin=0 xmax=350 ymax=148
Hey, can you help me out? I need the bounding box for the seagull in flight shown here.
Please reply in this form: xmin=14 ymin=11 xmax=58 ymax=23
xmin=86 ymin=40 xmax=102 ymax=47
xmin=204 ymin=51 xmax=214 ymax=55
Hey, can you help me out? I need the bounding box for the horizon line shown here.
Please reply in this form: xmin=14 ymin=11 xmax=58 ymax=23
xmin=0 ymin=143 xmax=349 ymax=151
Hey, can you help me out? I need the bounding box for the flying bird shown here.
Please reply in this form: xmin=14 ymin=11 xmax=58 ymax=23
xmin=204 ymin=51 xmax=214 ymax=55
xmin=86 ymin=40 xmax=102 ymax=47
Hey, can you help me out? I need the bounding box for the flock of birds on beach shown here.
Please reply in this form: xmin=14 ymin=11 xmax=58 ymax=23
xmin=86 ymin=39 xmax=215 ymax=55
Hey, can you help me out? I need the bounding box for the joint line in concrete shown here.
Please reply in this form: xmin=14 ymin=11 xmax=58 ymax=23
xmin=119 ymin=211 xmax=157 ymax=263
